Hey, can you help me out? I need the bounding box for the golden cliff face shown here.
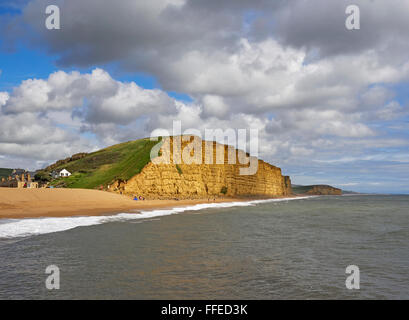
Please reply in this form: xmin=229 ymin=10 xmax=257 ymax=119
xmin=114 ymin=136 xmax=292 ymax=199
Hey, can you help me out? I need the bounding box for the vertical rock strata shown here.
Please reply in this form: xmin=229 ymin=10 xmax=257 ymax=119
xmin=115 ymin=136 xmax=292 ymax=199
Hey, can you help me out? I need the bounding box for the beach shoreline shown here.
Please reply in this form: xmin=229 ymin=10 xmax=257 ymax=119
xmin=0 ymin=188 xmax=300 ymax=220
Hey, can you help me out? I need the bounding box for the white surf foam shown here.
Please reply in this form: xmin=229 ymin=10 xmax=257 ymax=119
xmin=0 ymin=196 xmax=315 ymax=239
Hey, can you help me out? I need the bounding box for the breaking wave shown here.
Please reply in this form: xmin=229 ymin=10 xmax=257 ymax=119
xmin=0 ymin=196 xmax=315 ymax=239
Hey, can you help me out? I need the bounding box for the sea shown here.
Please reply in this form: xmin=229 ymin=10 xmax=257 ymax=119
xmin=0 ymin=195 xmax=408 ymax=299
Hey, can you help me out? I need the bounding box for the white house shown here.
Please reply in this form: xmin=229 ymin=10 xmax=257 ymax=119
xmin=59 ymin=169 xmax=71 ymax=177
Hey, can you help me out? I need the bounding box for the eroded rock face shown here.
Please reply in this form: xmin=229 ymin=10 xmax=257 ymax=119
xmin=306 ymin=185 xmax=342 ymax=195
xmin=114 ymin=136 xmax=292 ymax=199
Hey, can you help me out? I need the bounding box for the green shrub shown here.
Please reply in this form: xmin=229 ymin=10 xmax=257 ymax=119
xmin=221 ymin=186 xmax=228 ymax=195
xmin=34 ymin=171 xmax=51 ymax=182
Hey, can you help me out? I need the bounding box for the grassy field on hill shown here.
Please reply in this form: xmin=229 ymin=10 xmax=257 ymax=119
xmin=0 ymin=168 xmax=12 ymax=179
xmin=291 ymin=185 xmax=313 ymax=194
xmin=46 ymin=138 xmax=162 ymax=189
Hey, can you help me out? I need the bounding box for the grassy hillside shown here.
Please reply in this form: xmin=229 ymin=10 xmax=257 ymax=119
xmin=291 ymin=185 xmax=312 ymax=194
xmin=45 ymin=137 xmax=162 ymax=189
xmin=0 ymin=168 xmax=12 ymax=179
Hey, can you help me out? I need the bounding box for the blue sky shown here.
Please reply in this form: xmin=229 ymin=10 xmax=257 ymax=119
xmin=0 ymin=47 xmax=194 ymax=102
xmin=0 ymin=0 xmax=408 ymax=194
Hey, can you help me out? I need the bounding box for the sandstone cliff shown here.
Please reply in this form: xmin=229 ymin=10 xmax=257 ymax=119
xmin=113 ymin=136 xmax=292 ymax=199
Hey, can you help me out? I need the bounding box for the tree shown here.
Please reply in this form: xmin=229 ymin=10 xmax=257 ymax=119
xmin=35 ymin=171 xmax=52 ymax=183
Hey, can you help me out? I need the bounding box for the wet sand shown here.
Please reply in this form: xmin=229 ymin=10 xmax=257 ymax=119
xmin=0 ymin=188 xmax=280 ymax=219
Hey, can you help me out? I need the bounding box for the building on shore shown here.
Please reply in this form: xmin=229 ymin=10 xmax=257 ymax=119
xmin=0 ymin=170 xmax=39 ymax=188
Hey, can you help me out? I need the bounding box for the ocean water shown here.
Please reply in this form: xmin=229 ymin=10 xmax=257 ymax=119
xmin=0 ymin=195 xmax=408 ymax=299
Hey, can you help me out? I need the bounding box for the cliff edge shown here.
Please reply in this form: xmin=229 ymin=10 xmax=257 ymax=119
xmin=112 ymin=136 xmax=292 ymax=199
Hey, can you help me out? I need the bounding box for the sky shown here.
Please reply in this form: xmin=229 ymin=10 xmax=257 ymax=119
xmin=0 ymin=0 xmax=408 ymax=194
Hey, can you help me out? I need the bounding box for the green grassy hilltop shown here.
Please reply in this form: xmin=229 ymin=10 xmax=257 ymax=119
xmin=41 ymin=138 xmax=162 ymax=189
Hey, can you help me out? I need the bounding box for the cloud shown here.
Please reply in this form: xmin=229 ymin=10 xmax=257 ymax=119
xmin=0 ymin=109 xmax=93 ymax=163
xmin=201 ymin=95 xmax=230 ymax=118
xmin=0 ymin=92 xmax=9 ymax=106
xmin=3 ymin=69 xmax=116 ymax=114
xmin=0 ymin=68 xmax=187 ymax=165
xmin=272 ymin=0 xmax=409 ymax=60
xmin=0 ymin=113 xmax=70 ymax=144
xmin=375 ymin=101 xmax=406 ymax=121
xmin=1 ymin=1 xmax=409 ymax=192
xmin=337 ymin=183 xmax=359 ymax=187
xmin=85 ymin=82 xmax=178 ymax=125
xmin=266 ymin=109 xmax=375 ymax=139
xmin=2 ymin=68 xmax=180 ymax=125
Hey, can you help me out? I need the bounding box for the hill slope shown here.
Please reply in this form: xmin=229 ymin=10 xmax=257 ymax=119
xmin=292 ymin=184 xmax=342 ymax=195
xmin=43 ymin=138 xmax=161 ymax=189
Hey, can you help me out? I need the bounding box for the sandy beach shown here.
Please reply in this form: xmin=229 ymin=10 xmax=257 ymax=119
xmin=0 ymin=188 xmax=268 ymax=219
